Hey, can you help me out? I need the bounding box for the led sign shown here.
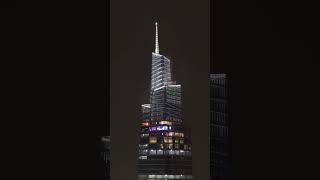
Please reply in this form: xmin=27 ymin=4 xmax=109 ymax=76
xmin=149 ymin=125 xmax=168 ymax=131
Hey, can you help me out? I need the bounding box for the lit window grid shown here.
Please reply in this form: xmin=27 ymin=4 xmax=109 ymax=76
xmin=138 ymin=44 xmax=192 ymax=178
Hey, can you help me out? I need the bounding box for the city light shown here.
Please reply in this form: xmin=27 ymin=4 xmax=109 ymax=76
xmin=137 ymin=22 xmax=192 ymax=180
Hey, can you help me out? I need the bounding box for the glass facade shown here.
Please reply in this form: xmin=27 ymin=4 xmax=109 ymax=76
xmin=210 ymin=74 xmax=230 ymax=180
xmin=101 ymin=136 xmax=110 ymax=180
xmin=137 ymin=23 xmax=192 ymax=180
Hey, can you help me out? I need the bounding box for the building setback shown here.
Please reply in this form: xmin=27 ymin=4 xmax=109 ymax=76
xmin=137 ymin=22 xmax=192 ymax=180
xmin=210 ymin=74 xmax=230 ymax=180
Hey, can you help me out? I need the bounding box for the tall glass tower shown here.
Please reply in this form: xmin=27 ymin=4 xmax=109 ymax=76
xmin=137 ymin=22 xmax=192 ymax=180
xmin=210 ymin=74 xmax=230 ymax=180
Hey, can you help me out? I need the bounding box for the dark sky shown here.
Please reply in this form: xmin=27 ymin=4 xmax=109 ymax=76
xmin=110 ymin=0 xmax=210 ymax=179
xmin=2 ymin=1 xmax=317 ymax=179
xmin=213 ymin=1 xmax=320 ymax=179
xmin=0 ymin=0 xmax=15 ymax=7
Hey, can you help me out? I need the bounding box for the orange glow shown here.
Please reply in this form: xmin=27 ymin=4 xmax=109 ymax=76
xmin=141 ymin=122 xmax=150 ymax=127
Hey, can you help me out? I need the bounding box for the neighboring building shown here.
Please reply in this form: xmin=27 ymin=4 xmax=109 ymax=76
xmin=137 ymin=22 xmax=192 ymax=180
xmin=101 ymin=136 xmax=110 ymax=180
xmin=210 ymin=74 xmax=230 ymax=180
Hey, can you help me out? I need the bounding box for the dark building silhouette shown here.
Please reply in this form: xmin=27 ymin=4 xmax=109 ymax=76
xmin=137 ymin=22 xmax=192 ymax=180
xmin=210 ymin=74 xmax=230 ymax=180
xmin=101 ymin=136 xmax=110 ymax=180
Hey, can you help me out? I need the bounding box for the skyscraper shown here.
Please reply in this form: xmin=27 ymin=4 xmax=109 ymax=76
xmin=101 ymin=136 xmax=110 ymax=180
xmin=210 ymin=74 xmax=230 ymax=180
xmin=137 ymin=22 xmax=192 ymax=180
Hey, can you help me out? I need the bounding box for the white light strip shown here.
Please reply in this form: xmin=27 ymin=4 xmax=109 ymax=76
xmin=152 ymin=84 xmax=163 ymax=90
xmin=151 ymin=70 xmax=164 ymax=77
xmin=152 ymin=78 xmax=163 ymax=85
xmin=152 ymin=62 xmax=163 ymax=69
xmin=154 ymin=85 xmax=166 ymax=91
xmin=152 ymin=66 xmax=164 ymax=73
xmin=155 ymin=22 xmax=159 ymax=54
xmin=168 ymin=85 xmax=181 ymax=87
xmin=152 ymin=74 xmax=163 ymax=81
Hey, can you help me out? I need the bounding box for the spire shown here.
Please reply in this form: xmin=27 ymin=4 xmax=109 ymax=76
xmin=155 ymin=22 xmax=159 ymax=54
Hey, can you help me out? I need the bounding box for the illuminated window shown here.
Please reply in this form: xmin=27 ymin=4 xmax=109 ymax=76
xmin=174 ymin=138 xmax=179 ymax=143
xmin=140 ymin=133 xmax=149 ymax=137
xmin=168 ymin=144 xmax=173 ymax=149
xmin=149 ymin=149 xmax=156 ymax=155
xmin=142 ymin=149 xmax=148 ymax=155
xmin=163 ymin=137 xmax=172 ymax=143
xmin=149 ymin=136 xmax=157 ymax=143
xmin=184 ymin=145 xmax=188 ymax=150
xmin=142 ymin=127 xmax=149 ymax=133
xmin=175 ymin=132 xmax=184 ymax=137
xmin=160 ymin=144 xmax=164 ymax=149
xmin=156 ymin=175 xmax=163 ymax=178
xmin=157 ymin=149 xmax=163 ymax=155
xmin=149 ymin=175 xmax=156 ymax=178
xmin=169 ymin=149 xmax=174 ymax=154
xmin=168 ymin=132 xmax=174 ymax=136
xmin=156 ymin=125 xmax=168 ymax=131
xmin=141 ymin=122 xmax=149 ymax=127
xmin=180 ymin=138 xmax=184 ymax=144
xmin=179 ymin=150 xmax=185 ymax=156
xmin=159 ymin=121 xmax=172 ymax=125
xmin=149 ymin=125 xmax=168 ymax=131
xmin=175 ymin=144 xmax=179 ymax=149
xmin=139 ymin=156 xmax=147 ymax=160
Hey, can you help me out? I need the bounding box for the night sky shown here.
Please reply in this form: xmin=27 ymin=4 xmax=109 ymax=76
xmin=110 ymin=0 xmax=320 ymax=180
xmin=110 ymin=0 xmax=210 ymax=179
xmin=0 ymin=0 xmax=15 ymax=7
xmin=213 ymin=1 xmax=320 ymax=179
xmin=4 ymin=1 xmax=317 ymax=179
xmin=5 ymin=0 xmax=317 ymax=180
